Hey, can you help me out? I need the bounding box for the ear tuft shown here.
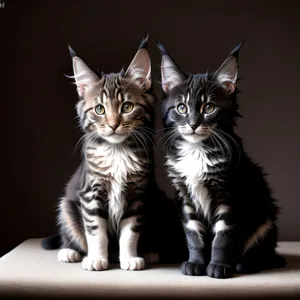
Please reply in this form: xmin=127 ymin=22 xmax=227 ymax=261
xmin=125 ymin=38 xmax=152 ymax=90
xmin=156 ymin=42 xmax=169 ymax=56
xmin=229 ymin=41 xmax=245 ymax=59
xmin=71 ymin=55 xmax=99 ymax=97
xmin=68 ymin=45 xmax=77 ymax=58
xmin=158 ymin=43 xmax=185 ymax=93
xmin=214 ymin=42 xmax=244 ymax=95
xmin=138 ymin=33 xmax=150 ymax=50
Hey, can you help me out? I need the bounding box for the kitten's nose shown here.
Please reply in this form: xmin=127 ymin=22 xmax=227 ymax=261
xmin=190 ymin=124 xmax=197 ymax=131
xmin=109 ymin=125 xmax=119 ymax=131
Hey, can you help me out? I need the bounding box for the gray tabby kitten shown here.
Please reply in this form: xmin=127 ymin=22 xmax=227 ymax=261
xmin=57 ymin=37 xmax=158 ymax=271
xmin=158 ymin=43 xmax=285 ymax=278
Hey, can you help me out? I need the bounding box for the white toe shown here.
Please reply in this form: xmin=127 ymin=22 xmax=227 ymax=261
xmin=120 ymin=257 xmax=145 ymax=271
xmin=82 ymin=257 xmax=108 ymax=271
xmin=58 ymin=248 xmax=82 ymax=263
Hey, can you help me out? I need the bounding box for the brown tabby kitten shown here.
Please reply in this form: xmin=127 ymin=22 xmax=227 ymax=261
xmin=56 ymin=37 xmax=160 ymax=271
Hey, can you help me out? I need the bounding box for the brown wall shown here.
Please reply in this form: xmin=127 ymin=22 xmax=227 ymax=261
xmin=1 ymin=0 xmax=300 ymax=256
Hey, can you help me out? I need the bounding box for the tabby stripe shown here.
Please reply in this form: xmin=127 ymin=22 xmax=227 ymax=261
xmin=81 ymin=205 xmax=108 ymax=219
xmin=137 ymin=102 xmax=151 ymax=113
xmin=187 ymin=213 xmax=197 ymax=220
xmin=88 ymin=170 xmax=111 ymax=178
xmin=81 ymin=185 xmax=92 ymax=195
xmin=132 ymin=224 xmax=143 ymax=233
xmin=82 ymin=216 xmax=94 ymax=223
xmin=86 ymin=225 xmax=98 ymax=233
xmin=122 ymin=208 xmax=144 ymax=220
xmin=83 ymin=107 xmax=94 ymax=119
xmin=92 ymin=185 xmax=103 ymax=191
xmin=87 ymin=161 xmax=108 ymax=172
xmin=163 ymin=106 xmax=175 ymax=122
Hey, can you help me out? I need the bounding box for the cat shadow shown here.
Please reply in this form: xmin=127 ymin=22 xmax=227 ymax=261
xmin=108 ymin=254 xmax=300 ymax=275
xmin=263 ymin=254 xmax=300 ymax=273
xmin=232 ymin=254 xmax=300 ymax=278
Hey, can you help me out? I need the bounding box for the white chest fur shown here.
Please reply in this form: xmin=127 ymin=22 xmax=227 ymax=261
xmin=87 ymin=143 xmax=142 ymax=232
xmin=168 ymin=141 xmax=218 ymax=217
xmin=89 ymin=143 xmax=142 ymax=182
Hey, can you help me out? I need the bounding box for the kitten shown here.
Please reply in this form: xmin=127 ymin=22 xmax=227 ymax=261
xmin=53 ymin=36 xmax=168 ymax=271
xmin=158 ymin=42 xmax=286 ymax=278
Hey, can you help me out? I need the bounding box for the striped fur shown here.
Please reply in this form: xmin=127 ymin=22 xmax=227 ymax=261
xmin=57 ymin=37 xmax=158 ymax=271
xmin=159 ymin=42 xmax=285 ymax=278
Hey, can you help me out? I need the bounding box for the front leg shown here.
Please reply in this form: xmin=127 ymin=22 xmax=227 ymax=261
xmin=182 ymin=225 xmax=210 ymax=276
xmin=80 ymin=186 xmax=109 ymax=271
xmin=207 ymin=205 xmax=242 ymax=279
xmin=175 ymin=183 xmax=209 ymax=276
xmin=119 ymin=195 xmax=145 ymax=271
xmin=119 ymin=215 xmax=145 ymax=270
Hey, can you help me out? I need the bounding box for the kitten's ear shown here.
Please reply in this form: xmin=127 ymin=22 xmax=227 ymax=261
xmin=125 ymin=35 xmax=151 ymax=90
xmin=68 ymin=45 xmax=99 ymax=97
xmin=158 ymin=43 xmax=185 ymax=93
xmin=214 ymin=42 xmax=244 ymax=94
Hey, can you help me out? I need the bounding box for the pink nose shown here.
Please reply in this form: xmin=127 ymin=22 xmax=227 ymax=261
xmin=109 ymin=125 xmax=119 ymax=131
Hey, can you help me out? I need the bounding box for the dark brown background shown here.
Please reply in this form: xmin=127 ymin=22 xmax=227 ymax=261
xmin=1 ymin=0 xmax=300 ymax=257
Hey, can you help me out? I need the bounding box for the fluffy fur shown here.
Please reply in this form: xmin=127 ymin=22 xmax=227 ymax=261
xmin=158 ymin=42 xmax=286 ymax=278
xmin=43 ymin=37 xmax=187 ymax=271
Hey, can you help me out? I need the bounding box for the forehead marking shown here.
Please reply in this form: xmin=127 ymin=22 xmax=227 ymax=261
xmin=96 ymin=96 xmax=101 ymax=104
xmin=117 ymin=90 xmax=122 ymax=102
xmin=102 ymin=90 xmax=107 ymax=102
xmin=186 ymin=92 xmax=190 ymax=103
xmin=201 ymin=94 xmax=206 ymax=103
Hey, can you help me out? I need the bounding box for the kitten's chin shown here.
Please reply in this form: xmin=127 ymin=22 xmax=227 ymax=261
xmin=182 ymin=134 xmax=208 ymax=144
xmin=104 ymin=134 xmax=128 ymax=144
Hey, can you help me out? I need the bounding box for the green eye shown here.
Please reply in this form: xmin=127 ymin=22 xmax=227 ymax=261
xmin=203 ymin=103 xmax=215 ymax=114
xmin=122 ymin=102 xmax=134 ymax=113
xmin=95 ymin=104 xmax=105 ymax=115
xmin=177 ymin=103 xmax=187 ymax=114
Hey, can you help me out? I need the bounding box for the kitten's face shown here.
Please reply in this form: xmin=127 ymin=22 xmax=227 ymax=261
xmin=79 ymin=74 xmax=152 ymax=144
xmin=160 ymin=44 xmax=241 ymax=144
xmin=71 ymin=42 xmax=153 ymax=144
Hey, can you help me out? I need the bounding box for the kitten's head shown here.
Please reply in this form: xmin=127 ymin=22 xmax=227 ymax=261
xmin=70 ymin=36 xmax=154 ymax=144
xmin=159 ymin=43 xmax=243 ymax=144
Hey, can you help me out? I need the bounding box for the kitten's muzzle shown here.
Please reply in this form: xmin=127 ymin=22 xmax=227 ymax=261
xmin=108 ymin=124 xmax=119 ymax=132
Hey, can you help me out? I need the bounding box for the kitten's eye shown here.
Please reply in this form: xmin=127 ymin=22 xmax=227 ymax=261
xmin=122 ymin=102 xmax=134 ymax=113
xmin=95 ymin=104 xmax=105 ymax=115
xmin=177 ymin=103 xmax=187 ymax=114
xmin=203 ymin=103 xmax=215 ymax=114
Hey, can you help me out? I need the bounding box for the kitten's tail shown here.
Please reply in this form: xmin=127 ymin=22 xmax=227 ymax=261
xmin=41 ymin=234 xmax=61 ymax=250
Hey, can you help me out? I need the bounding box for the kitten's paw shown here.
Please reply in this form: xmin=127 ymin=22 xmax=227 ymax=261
xmin=143 ymin=252 xmax=160 ymax=264
xmin=181 ymin=261 xmax=207 ymax=276
xmin=82 ymin=257 xmax=108 ymax=271
xmin=57 ymin=248 xmax=82 ymax=263
xmin=206 ymin=263 xmax=233 ymax=279
xmin=120 ymin=257 xmax=145 ymax=270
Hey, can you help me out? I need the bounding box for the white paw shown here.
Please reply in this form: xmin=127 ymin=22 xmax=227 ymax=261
xmin=120 ymin=257 xmax=145 ymax=270
xmin=143 ymin=252 xmax=160 ymax=264
xmin=82 ymin=257 xmax=108 ymax=271
xmin=57 ymin=248 xmax=82 ymax=263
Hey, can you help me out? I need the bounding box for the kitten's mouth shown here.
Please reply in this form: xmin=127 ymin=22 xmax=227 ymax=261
xmin=183 ymin=132 xmax=208 ymax=136
xmin=103 ymin=133 xmax=128 ymax=144
xmin=182 ymin=132 xmax=209 ymax=143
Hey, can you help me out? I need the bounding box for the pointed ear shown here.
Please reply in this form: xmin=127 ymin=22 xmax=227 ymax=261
xmin=68 ymin=46 xmax=99 ymax=97
xmin=158 ymin=43 xmax=185 ymax=93
xmin=214 ymin=42 xmax=244 ymax=94
xmin=125 ymin=36 xmax=151 ymax=90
